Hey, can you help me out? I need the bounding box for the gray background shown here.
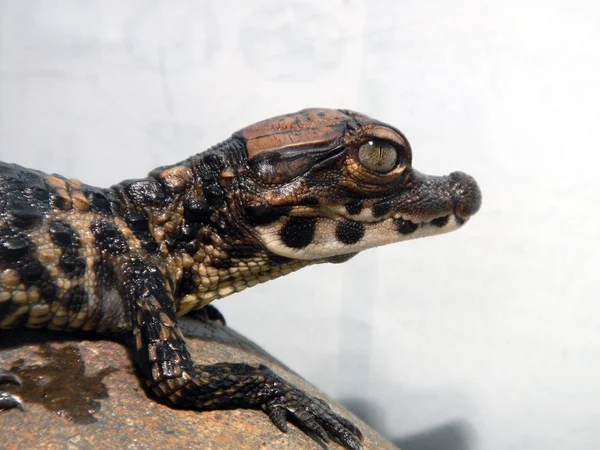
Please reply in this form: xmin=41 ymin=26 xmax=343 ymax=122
xmin=1 ymin=1 xmax=599 ymax=449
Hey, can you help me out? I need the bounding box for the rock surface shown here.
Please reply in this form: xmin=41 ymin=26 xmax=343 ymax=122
xmin=0 ymin=317 xmax=398 ymax=450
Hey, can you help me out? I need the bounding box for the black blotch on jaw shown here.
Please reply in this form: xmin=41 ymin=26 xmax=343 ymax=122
xmin=345 ymin=202 xmax=363 ymax=216
xmin=394 ymin=218 xmax=418 ymax=235
xmin=336 ymin=220 xmax=365 ymax=245
xmin=280 ymin=216 xmax=316 ymax=249
xmin=431 ymin=215 xmax=450 ymax=227
xmin=372 ymin=202 xmax=391 ymax=218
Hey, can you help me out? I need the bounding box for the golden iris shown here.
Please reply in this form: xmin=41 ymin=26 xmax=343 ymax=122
xmin=357 ymin=140 xmax=398 ymax=173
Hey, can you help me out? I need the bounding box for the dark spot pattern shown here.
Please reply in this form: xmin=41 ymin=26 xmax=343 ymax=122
xmin=124 ymin=211 xmax=148 ymax=233
xmin=21 ymin=262 xmax=56 ymax=299
xmin=335 ymin=220 xmax=365 ymax=245
xmin=60 ymin=254 xmax=86 ymax=277
xmin=372 ymin=202 xmax=391 ymax=218
xmin=183 ymin=198 xmax=212 ymax=223
xmin=203 ymin=184 xmax=225 ymax=206
xmin=85 ymin=189 xmax=112 ymax=214
xmin=53 ymin=195 xmax=69 ymax=211
xmin=268 ymin=253 xmax=294 ymax=265
xmin=21 ymin=261 xmax=45 ymax=283
xmin=175 ymin=269 xmax=196 ymax=298
xmin=123 ymin=179 xmax=166 ymax=206
xmin=165 ymin=221 xmax=200 ymax=253
xmin=299 ymin=197 xmax=319 ymax=206
xmin=431 ymin=215 xmax=450 ymax=227
xmin=48 ymin=222 xmax=87 ymax=277
xmin=9 ymin=202 xmax=42 ymax=229
xmin=394 ymin=218 xmax=418 ymax=235
xmin=345 ymin=202 xmax=363 ymax=216
xmin=0 ymin=225 xmax=57 ymax=299
xmin=92 ymin=221 xmax=129 ymax=255
xmin=49 ymin=222 xmax=79 ymax=248
xmin=280 ymin=216 xmax=316 ymax=249
xmin=197 ymin=155 xmax=226 ymax=207
xmin=229 ymin=244 xmax=261 ymax=259
xmin=0 ymin=235 xmax=32 ymax=262
xmin=60 ymin=285 xmax=87 ymax=315
xmin=174 ymin=222 xmax=200 ymax=243
xmin=124 ymin=211 xmax=158 ymax=254
xmin=0 ymin=300 xmax=12 ymax=320
xmin=184 ymin=241 xmax=199 ymax=256
xmin=211 ymin=258 xmax=232 ymax=270
xmin=245 ymin=206 xmax=291 ymax=226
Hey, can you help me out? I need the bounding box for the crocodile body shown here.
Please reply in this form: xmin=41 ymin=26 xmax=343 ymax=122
xmin=0 ymin=109 xmax=481 ymax=449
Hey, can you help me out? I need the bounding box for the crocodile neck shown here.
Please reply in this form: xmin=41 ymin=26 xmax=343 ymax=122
xmin=114 ymin=138 xmax=312 ymax=315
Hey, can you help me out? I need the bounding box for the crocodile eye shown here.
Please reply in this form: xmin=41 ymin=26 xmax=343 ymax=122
xmin=357 ymin=140 xmax=398 ymax=173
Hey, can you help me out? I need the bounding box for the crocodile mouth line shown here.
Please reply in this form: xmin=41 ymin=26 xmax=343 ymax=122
xmin=254 ymin=208 xmax=466 ymax=261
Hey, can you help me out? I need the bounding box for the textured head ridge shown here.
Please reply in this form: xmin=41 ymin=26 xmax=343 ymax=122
xmin=231 ymin=108 xmax=481 ymax=262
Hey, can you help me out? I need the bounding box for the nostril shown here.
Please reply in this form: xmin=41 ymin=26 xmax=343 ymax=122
xmin=449 ymin=171 xmax=482 ymax=219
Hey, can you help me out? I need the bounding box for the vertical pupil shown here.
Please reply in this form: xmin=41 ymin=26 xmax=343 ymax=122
xmin=358 ymin=140 xmax=398 ymax=173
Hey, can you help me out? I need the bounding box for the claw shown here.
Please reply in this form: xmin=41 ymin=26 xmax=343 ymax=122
xmin=263 ymin=403 xmax=288 ymax=433
xmin=292 ymin=409 xmax=331 ymax=443
xmin=316 ymin=411 xmax=363 ymax=450
xmin=263 ymin=384 xmax=363 ymax=450
xmin=335 ymin=414 xmax=364 ymax=442
xmin=0 ymin=369 xmax=22 ymax=386
xmin=0 ymin=392 xmax=24 ymax=411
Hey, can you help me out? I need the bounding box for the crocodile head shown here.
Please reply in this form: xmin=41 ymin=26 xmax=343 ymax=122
xmin=233 ymin=108 xmax=481 ymax=262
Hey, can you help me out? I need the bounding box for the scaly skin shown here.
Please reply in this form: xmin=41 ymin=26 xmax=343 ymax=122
xmin=0 ymin=108 xmax=481 ymax=449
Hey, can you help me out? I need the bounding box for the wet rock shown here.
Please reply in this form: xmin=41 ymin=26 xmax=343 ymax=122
xmin=0 ymin=317 xmax=398 ymax=450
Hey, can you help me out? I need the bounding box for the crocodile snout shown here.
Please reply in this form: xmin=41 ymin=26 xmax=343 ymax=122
xmin=449 ymin=171 xmax=482 ymax=220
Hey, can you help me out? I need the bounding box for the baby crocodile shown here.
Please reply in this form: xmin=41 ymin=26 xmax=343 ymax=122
xmin=0 ymin=109 xmax=481 ymax=449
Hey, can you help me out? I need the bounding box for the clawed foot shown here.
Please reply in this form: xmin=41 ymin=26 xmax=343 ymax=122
xmin=260 ymin=371 xmax=363 ymax=449
xmin=0 ymin=368 xmax=24 ymax=411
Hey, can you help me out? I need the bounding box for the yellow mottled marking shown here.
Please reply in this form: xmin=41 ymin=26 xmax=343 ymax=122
xmin=12 ymin=291 xmax=28 ymax=305
xmin=1 ymin=269 xmax=20 ymax=288
xmin=72 ymin=191 xmax=90 ymax=211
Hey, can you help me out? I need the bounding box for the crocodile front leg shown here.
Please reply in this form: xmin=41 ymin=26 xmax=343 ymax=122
xmin=118 ymin=257 xmax=363 ymax=450
xmin=0 ymin=368 xmax=23 ymax=410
